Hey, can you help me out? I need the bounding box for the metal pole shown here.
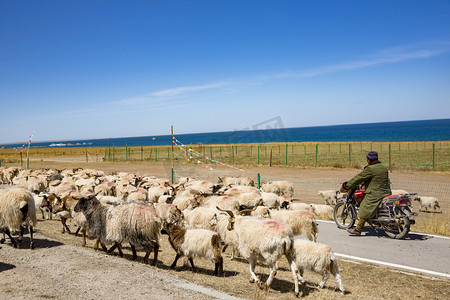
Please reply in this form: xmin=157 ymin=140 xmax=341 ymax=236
xmin=285 ymin=144 xmax=288 ymax=166
xmin=232 ymin=145 xmax=234 ymax=164
xmin=141 ymin=146 xmax=143 ymax=161
xmin=257 ymin=145 xmax=260 ymax=165
xmin=26 ymin=158 xmax=29 ymax=170
xmin=432 ymin=143 xmax=435 ymax=170
xmin=348 ymin=144 xmax=351 ymax=165
xmin=126 ymin=143 xmax=128 ymax=161
xmin=171 ymin=168 xmax=174 ymax=184
xmin=171 ymin=126 xmax=174 ymax=166
xmin=315 ymin=144 xmax=318 ymax=167
xmin=257 ymin=173 xmax=261 ymax=189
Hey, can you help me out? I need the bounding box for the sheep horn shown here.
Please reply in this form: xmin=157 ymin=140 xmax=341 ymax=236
xmin=216 ymin=206 xmax=234 ymax=218
xmin=239 ymin=206 xmax=258 ymax=215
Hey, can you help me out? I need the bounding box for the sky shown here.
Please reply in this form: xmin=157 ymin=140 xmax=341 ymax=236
xmin=0 ymin=0 xmax=449 ymax=144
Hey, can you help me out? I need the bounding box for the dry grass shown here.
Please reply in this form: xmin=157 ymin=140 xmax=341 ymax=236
xmin=34 ymin=218 xmax=449 ymax=300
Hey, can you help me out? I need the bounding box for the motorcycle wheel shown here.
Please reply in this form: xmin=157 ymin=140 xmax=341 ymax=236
xmin=383 ymin=208 xmax=410 ymax=239
xmin=333 ymin=201 xmax=356 ymax=229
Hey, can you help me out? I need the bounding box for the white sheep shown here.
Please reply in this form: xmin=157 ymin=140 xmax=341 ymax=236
xmin=182 ymin=207 xmax=219 ymax=229
xmin=260 ymin=182 xmax=281 ymax=195
xmin=270 ymin=180 xmax=294 ymax=197
xmin=261 ymin=192 xmax=280 ymax=209
xmin=161 ymin=223 xmax=224 ymax=276
xmin=217 ymin=207 xmax=300 ymax=296
xmin=391 ymin=189 xmax=409 ymax=196
xmin=0 ymin=188 xmax=37 ymax=249
xmin=201 ymin=196 xmax=240 ymax=213
xmin=414 ymin=196 xmax=442 ymax=213
xmin=293 ymin=238 xmax=345 ymax=294
xmin=310 ymin=203 xmax=334 ymax=220
xmin=318 ymin=190 xmax=339 ymax=205
xmin=286 ymin=202 xmax=313 ymax=213
xmin=269 ymin=209 xmax=318 ymax=241
xmin=236 ymin=192 xmax=263 ymax=210
xmin=147 ymin=186 xmax=172 ymax=203
xmin=223 ymin=185 xmax=260 ymax=197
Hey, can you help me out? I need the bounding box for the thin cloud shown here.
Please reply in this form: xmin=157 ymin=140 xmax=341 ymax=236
xmin=112 ymin=41 xmax=449 ymax=110
xmin=152 ymin=82 xmax=229 ymax=97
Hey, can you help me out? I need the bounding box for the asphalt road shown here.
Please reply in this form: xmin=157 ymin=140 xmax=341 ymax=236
xmin=316 ymin=220 xmax=450 ymax=277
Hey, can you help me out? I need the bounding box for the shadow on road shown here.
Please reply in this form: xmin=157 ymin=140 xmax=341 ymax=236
xmin=362 ymin=227 xmax=432 ymax=241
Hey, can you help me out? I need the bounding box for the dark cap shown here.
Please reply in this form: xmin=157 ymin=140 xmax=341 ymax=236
xmin=366 ymin=151 xmax=378 ymax=161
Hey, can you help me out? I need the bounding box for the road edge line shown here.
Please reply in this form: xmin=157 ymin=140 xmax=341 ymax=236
xmin=335 ymin=253 xmax=450 ymax=279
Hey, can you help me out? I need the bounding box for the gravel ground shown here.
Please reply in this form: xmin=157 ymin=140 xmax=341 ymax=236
xmin=0 ymin=232 xmax=241 ymax=300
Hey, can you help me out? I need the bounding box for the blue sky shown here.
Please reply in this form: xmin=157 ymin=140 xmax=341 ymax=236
xmin=0 ymin=0 xmax=449 ymax=144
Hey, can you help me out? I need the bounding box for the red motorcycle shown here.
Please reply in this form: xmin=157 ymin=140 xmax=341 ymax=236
xmin=333 ymin=187 xmax=418 ymax=239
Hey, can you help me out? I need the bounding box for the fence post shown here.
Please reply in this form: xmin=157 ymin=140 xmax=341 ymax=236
xmin=388 ymin=143 xmax=391 ymax=171
xmin=104 ymin=148 xmax=107 ymax=161
xmin=141 ymin=147 xmax=143 ymax=161
xmin=285 ymin=144 xmax=288 ymax=166
xmin=348 ymin=144 xmax=351 ymax=165
xmin=126 ymin=144 xmax=128 ymax=161
xmin=232 ymin=145 xmax=234 ymax=164
xmin=315 ymin=144 xmax=318 ymax=167
xmin=20 ymin=152 xmax=23 ymax=167
xmin=171 ymin=168 xmax=174 ymax=184
xmin=432 ymin=143 xmax=435 ymax=170
xmin=113 ymin=145 xmax=115 ymax=161
xmin=26 ymin=158 xmax=29 ymax=170
xmin=156 ymin=148 xmax=158 ymax=162
xmin=210 ymin=146 xmax=212 ymax=160
xmin=257 ymin=173 xmax=261 ymax=189
xmin=269 ymin=148 xmax=273 ymax=167
xmin=257 ymin=145 xmax=260 ymax=165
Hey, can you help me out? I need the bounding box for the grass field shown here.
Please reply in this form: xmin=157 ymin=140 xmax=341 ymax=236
xmin=2 ymin=140 xmax=448 ymax=171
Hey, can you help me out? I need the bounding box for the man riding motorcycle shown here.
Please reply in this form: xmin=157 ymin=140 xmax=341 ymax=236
xmin=340 ymin=151 xmax=391 ymax=235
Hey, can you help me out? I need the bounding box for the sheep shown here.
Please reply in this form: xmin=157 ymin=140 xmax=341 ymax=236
xmin=147 ymin=186 xmax=172 ymax=203
xmin=309 ymin=203 xmax=334 ymax=220
xmin=218 ymin=176 xmax=254 ymax=186
xmin=182 ymin=207 xmax=219 ymax=230
xmin=172 ymin=196 xmax=199 ymax=211
xmin=269 ymin=209 xmax=318 ymax=241
xmin=318 ymin=190 xmax=339 ymax=205
xmin=216 ymin=207 xmax=299 ymax=295
xmin=293 ymin=238 xmax=345 ymax=294
xmin=279 ymin=195 xmax=293 ymax=209
xmin=236 ymin=192 xmax=263 ymax=210
xmin=32 ymin=192 xmax=55 ymax=220
xmin=270 ymin=181 xmax=294 ymax=197
xmin=94 ymin=181 xmax=116 ymax=196
xmin=185 ymin=180 xmax=220 ymax=195
xmin=391 ymin=189 xmax=409 ymax=196
xmin=26 ymin=176 xmax=48 ymax=193
xmin=286 ymin=202 xmax=313 ymax=213
xmin=72 ymin=195 xmax=125 ymax=256
xmin=201 ymin=196 xmax=240 ymax=213
xmin=0 ymin=188 xmax=37 ymax=249
xmin=161 ymin=223 xmax=224 ymax=276
xmin=106 ymin=202 xmax=161 ymax=265
xmin=223 ymin=185 xmax=260 ymax=197
xmin=414 ymin=196 xmax=442 ymax=213
xmin=52 ymin=194 xmax=88 ymax=246
xmin=260 ymin=182 xmax=281 ymax=195
xmin=247 ymin=206 xmax=271 ymax=218
xmin=153 ymin=203 xmax=183 ymax=228
xmin=127 ymin=188 xmax=148 ymax=202
xmin=261 ymin=192 xmax=280 ymax=209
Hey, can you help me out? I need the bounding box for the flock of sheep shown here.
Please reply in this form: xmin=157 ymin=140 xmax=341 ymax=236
xmin=1 ymin=165 xmax=439 ymax=296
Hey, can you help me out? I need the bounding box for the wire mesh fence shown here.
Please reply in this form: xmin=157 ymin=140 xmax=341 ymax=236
xmin=96 ymin=141 xmax=449 ymax=171
xmin=1 ymin=141 xmax=449 ymax=171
